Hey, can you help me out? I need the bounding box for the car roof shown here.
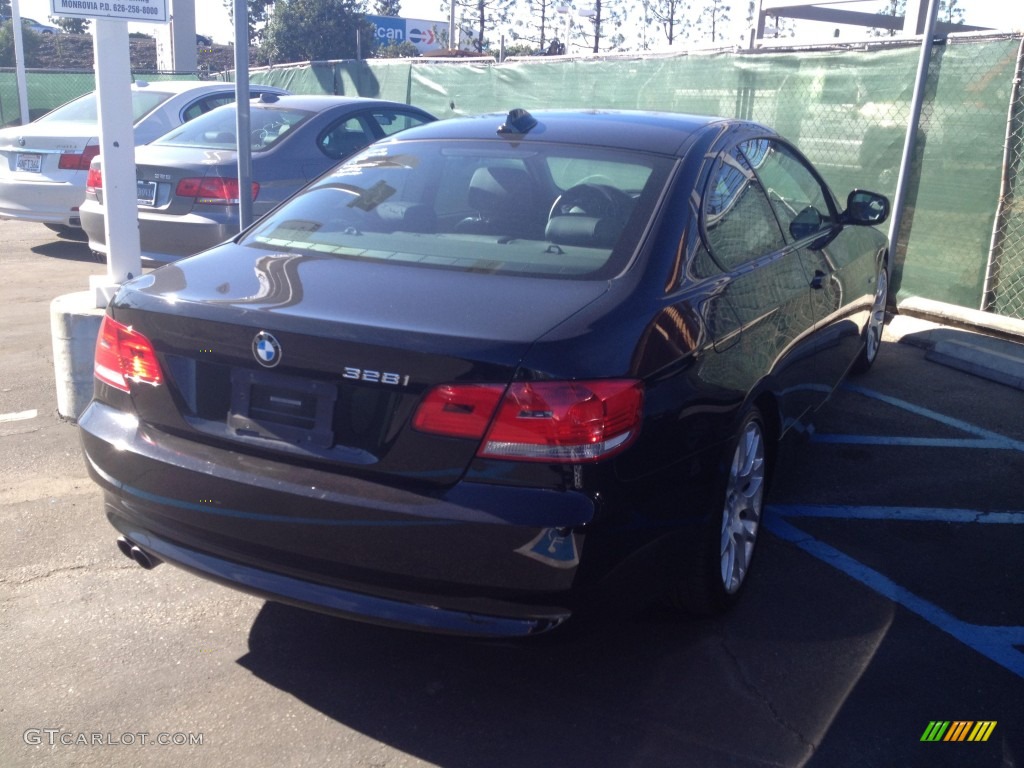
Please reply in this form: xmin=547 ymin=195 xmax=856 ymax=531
xmin=129 ymin=80 xmax=287 ymax=95
xmin=242 ymin=94 xmax=427 ymax=112
xmin=387 ymin=108 xmax=769 ymax=157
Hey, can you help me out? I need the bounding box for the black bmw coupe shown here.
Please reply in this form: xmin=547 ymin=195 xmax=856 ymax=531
xmin=80 ymin=108 xmax=891 ymax=637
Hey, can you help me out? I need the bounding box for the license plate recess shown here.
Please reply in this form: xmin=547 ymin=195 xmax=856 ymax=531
xmin=228 ymin=369 xmax=337 ymax=447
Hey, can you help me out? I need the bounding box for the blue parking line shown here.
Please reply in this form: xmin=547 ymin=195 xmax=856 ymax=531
xmin=765 ymin=510 xmax=1024 ymax=679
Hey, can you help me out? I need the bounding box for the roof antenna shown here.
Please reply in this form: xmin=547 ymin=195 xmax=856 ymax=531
xmin=498 ymin=108 xmax=538 ymax=135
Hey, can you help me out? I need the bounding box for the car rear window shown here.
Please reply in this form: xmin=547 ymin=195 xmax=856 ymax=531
xmin=153 ymin=105 xmax=313 ymax=151
xmin=37 ymin=90 xmax=177 ymax=124
xmin=241 ymin=139 xmax=674 ymax=280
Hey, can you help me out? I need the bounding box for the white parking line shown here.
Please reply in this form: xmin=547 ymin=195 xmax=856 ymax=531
xmin=0 ymin=409 xmax=38 ymax=423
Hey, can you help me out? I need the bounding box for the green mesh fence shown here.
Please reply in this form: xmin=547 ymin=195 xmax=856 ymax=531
xmin=4 ymin=35 xmax=1023 ymax=318
xmin=0 ymin=70 xmax=96 ymax=123
xmin=0 ymin=70 xmax=200 ymax=124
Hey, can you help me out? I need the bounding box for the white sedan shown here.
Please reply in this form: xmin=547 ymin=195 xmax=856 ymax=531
xmin=0 ymin=80 xmax=288 ymax=234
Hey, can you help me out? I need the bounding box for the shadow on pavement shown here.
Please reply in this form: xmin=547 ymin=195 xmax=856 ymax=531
xmin=32 ymin=236 xmax=101 ymax=264
xmin=236 ymin=538 xmax=901 ymax=768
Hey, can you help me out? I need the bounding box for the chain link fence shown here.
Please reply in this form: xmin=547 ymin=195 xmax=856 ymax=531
xmin=984 ymin=39 xmax=1024 ymax=319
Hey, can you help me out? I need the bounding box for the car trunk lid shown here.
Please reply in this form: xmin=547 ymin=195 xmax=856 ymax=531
xmin=112 ymin=247 xmax=610 ymax=485
xmin=0 ymin=121 xmax=96 ymax=179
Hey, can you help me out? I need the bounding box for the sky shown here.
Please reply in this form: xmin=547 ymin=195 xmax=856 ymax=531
xmin=15 ymin=0 xmax=1024 ymax=49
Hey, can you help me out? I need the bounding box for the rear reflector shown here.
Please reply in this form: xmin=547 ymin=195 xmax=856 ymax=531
xmin=94 ymin=316 xmax=163 ymax=392
xmin=413 ymin=379 xmax=643 ymax=463
xmin=175 ymin=177 xmax=260 ymax=204
xmin=58 ymin=144 xmax=100 ymax=171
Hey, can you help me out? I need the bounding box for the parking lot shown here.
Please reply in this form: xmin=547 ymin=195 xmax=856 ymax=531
xmin=1 ymin=218 xmax=1021 ymax=768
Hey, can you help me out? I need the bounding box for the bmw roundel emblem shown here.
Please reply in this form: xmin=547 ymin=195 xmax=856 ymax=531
xmin=252 ymin=331 xmax=282 ymax=368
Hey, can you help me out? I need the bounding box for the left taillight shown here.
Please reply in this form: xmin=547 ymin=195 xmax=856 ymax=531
xmin=86 ymin=166 xmax=102 ymax=191
xmin=175 ymin=177 xmax=260 ymax=204
xmin=413 ymin=379 xmax=644 ymax=463
xmin=94 ymin=316 xmax=163 ymax=392
xmin=59 ymin=144 xmax=100 ymax=171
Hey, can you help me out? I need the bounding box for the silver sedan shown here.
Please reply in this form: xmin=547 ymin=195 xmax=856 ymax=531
xmin=81 ymin=94 xmax=436 ymax=263
xmin=0 ymin=80 xmax=289 ymax=234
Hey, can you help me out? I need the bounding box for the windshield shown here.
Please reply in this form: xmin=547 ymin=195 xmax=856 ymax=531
xmin=241 ymin=139 xmax=673 ymax=280
xmin=36 ymin=89 xmax=176 ymax=125
xmin=154 ymin=105 xmax=313 ymax=151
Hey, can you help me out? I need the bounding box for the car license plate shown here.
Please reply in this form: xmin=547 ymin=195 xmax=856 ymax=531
xmin=16 ymin=153 xmax=42 ymax=173
xmin=137 ymin=180 xmax=157 ymax=206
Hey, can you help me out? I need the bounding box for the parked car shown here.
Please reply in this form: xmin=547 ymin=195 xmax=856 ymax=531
xmin=0 ymin=81 xmax=289 ymax=233
xmin=81 ymin=94 xmax=436 ymax=262
xmin=20 ymin=17 xmax=60 ymax=35
xmin=80 ymin=108 xmax=891 ymax=637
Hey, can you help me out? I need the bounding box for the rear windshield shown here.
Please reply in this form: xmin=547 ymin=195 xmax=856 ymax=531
xmin=37 ymin=90 xmax=176 ymax=124
xmin=154 ymin=105 xmax=313 ymax=151
xmin=241 ymin=139 xmax=674 ymax=279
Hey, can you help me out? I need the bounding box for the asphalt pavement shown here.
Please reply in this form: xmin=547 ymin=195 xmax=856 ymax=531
xmin=1 ymin=219 xmax=1022 ymax=768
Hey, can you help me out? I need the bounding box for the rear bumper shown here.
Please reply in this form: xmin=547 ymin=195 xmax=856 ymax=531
xmin=0 ymin=176 xmax=84 ymax=227
xmin=80 ymin=401 xmax=596 ymax=636
xmin=81 ymin=201 xmax=235 ymax=263
xmin=114 ymin=527 xmax=569 ymax=637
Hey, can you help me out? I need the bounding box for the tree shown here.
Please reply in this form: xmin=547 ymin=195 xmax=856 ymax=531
xmin=223 ymin=0 xmax=276 ymax=46
xmin=511 ymin=0 xmax=561 ymax=55
xmin=373 ymin=0 xmax=401 ymax=14
xmin=465 ymin=0 xmax=516 ymax=54
xmin=696 ymin=0 xmax=731 ymax=42
xmin=643 ymin=0 xmax=691 ymax=48
xmin=54 ymin=17 xmax=90 ymax=34
xmin=575 ymin=0 xmax=628 ymax=54
xmin=261 ymin=0 xmax=374 ymax=62
xmin=0 ymin=21 xmax=42 ymax=67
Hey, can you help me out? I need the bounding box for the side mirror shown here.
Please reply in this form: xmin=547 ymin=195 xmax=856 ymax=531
xmin=843 ymin=190 xmax=890 ymax=226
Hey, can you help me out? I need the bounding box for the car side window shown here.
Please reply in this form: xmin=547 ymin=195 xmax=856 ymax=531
xmin=703 ymin=148 xmax=786 ymax=270
xmin=181 ymin=94 xmax=233 ymax=123
xmin=370 ymin=110 xmax=432 ymax=137
xmin=319 ymin=116 xmax=374 ymax=160
xmin=740 ymin=139 xmax=836 ymax=243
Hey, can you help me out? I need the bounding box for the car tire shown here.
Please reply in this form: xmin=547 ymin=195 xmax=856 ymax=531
xmin=672 ymin=406 xmax=768 ymax=615
xmin=851 ymin=260 xmax=888 ymax=375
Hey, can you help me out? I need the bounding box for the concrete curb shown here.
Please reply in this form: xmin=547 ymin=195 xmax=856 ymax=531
xmin=887 ymin=298 xmax=1024 ymax=392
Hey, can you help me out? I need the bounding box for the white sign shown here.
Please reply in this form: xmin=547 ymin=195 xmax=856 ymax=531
xmin=50 ymin=0 xmax=168 ymax=23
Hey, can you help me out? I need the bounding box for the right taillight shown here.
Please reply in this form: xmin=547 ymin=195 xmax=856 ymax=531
xmin=413 ymin=379 xmax=643 ymax=463
xmin=94 ymin=315 xmax=163 ymax=392
xmin=58 ymin=144 xmax=100 ymax=171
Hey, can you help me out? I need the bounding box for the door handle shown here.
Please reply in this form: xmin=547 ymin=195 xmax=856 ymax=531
xmin=811 ymin=270 xmax=827 ymax=289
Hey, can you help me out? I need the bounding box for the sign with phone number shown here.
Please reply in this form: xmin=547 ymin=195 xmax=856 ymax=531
xmin=50 ymin=0 xmax=168 ymax=23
